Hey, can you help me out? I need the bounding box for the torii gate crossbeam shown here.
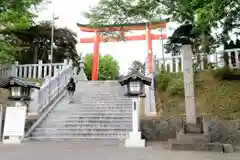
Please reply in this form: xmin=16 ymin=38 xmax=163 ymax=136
xmin=77 ymin=20 xmax=168 ymax=80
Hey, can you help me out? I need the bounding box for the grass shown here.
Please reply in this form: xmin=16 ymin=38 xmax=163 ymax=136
xmin=156 ymin=69 xmax=240 ymax=120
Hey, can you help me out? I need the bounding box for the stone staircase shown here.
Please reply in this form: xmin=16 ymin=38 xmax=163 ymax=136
xmin=30 ymin=81 xmax=133 ymax=140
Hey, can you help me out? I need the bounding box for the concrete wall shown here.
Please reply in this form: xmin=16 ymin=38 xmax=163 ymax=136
xmin=140 ymin=117 xmax=240 ymax=144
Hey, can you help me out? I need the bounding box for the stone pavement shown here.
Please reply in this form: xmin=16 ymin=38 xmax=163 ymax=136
xmin=0 ymin=140 xmax=239 ymax=160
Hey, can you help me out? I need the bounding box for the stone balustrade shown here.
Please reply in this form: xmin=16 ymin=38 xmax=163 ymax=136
xmin=14 ymin=60 xmax=66 ymax=79
xmin=144 ymin=49 xmax=240 ymax=74
xmin=28 ymin=59 xmax=73 ymax=116
xmin=0 ymin=59 xmax=69 ymax=79
xmin=225 ymin=48 xmax=240 ymax=69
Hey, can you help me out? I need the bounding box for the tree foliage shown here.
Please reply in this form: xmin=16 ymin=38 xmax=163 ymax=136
xmin=128 ymin=60 xmax=145 ymax=73
xmin=3 ymin=22 xmax=78 ymax=64
xmin=85 ymin=0 xmax=240 ymax=55
xmin=0 ymin=0 xmax=45 ymax=64
xmin=83 ymin=53 xmax=120 ymax=80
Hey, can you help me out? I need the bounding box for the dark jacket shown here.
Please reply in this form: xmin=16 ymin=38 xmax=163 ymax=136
xmin=67 ymin=78 xmax=76 ymax=92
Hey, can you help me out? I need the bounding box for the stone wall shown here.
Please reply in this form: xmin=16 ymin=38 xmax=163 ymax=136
xmin=140 ymin=117 xmax=240 ymax=144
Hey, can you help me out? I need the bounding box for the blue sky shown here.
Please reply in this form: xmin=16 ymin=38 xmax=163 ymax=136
xmin=36 ymin=0 xmax=178 ymax=74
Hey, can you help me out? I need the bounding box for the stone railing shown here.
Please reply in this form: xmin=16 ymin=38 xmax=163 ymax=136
xmin=28 ymin=59 xmax=73 ymax=116
xmin=13 ymin=60 xmax=66 ymax=79
xmin=0 ymin=65 xmax=13 ymax=78
xmin=145 ymin=48 xmax=240 ymax=74
xmin=225 ymin=48 xmax=240 ymax=69
xmin=0 ymin=60 xmax=68 ymax=79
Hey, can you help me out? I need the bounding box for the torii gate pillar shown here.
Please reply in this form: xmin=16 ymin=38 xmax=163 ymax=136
xmin=92 ymin=31 xmax=100 ymax=80
xmin=146 ymin=24 xmax=153 ymax=74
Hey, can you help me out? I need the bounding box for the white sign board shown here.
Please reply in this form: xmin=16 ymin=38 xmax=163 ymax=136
xmin=3 ymin=107 xmax=27 ymax=144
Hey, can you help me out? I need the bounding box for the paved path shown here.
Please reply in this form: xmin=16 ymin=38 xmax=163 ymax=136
xmin=0 ymin=140 xmax=239 ymax=160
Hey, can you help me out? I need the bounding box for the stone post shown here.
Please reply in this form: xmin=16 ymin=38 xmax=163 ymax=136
xmin=182 ymin=44 xmax=196 ymax=124
xmin=125 ymin=97 xmax=145 ymax=148
xmin=63 ymin=59 xmax=68 ymax=68
xmin=11 ymin=61 xmax=18 ymax=77
xmin=78 ymin=58 xmax=87 ymax=81
xmin=68 ymin=59 xmax=73 ymax=67
xmin=38 ymin=60 xmax=43 ymax=79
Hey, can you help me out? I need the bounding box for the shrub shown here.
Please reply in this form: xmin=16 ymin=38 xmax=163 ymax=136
xmin=156 ymin=71 xmax=184 ymax=96
xmin=167 ymin=78 xmax=184 ymax=96
xmin=155 ymin=72 xmax=172 ymax=91
xmin=213 ymin=67 xmax=240 ymax=80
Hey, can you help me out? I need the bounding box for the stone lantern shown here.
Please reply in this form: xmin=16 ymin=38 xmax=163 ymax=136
xmin=0 ymin=77 xmax=40 ymax=106
xmin=119 ymin=72 xmax=151 ymax=148
xmin=119 ymin=72 xmax=151 ymax=97
xmin=0 ymin=76 xmax=40 ymax=144
xmin=78 ymin=57 xmax=87 ymax=81
xmin=79 ymin=59 xmax=85 ymax=71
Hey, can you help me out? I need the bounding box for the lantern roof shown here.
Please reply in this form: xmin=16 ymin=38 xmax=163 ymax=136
xmin=119 ymin=72 xmax=152 ymax=86
xmin=0 ymin=76 xmax=40 ymax=89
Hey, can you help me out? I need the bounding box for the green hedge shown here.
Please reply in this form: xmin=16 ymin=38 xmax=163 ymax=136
xmin=155 ymin=71 xmax=184 ymax=96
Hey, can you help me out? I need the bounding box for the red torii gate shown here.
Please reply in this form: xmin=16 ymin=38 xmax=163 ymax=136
xmin=77 ymin=20 xmax=168 ymax=80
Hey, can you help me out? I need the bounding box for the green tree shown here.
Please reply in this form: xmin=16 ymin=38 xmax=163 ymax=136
xmin=83 ymin=53 xmax=120 ymax=80
xmin=4 ymin=22 xmax=78 ymax=64
xmin=128 ymin=60 xmax=145 ymax=73
xmin=85 ymin=0 xmax=240 ymax=54
xmin=0 ymin=0 xmax=44 ymax=64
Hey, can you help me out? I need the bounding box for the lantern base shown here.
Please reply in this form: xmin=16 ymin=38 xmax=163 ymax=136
xmin=125 ymin=132 xmax=146 ymax=148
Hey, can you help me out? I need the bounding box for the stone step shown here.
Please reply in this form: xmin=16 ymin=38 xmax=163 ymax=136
xmin=167 ymin=139 xmax=225 ymax=152
xmin=56 ymin=106 xmax=131 ymax=110
xmin=75 ymin=94 xmax=129 ymax=97
xmin=79 ymin=84 xmax=121 ymax=87
xmin=54 ymin=105 xmax=129 ymax=111
xmin=50 ymin=111 xmax=132 ymax=116
xmin=176 ymin=133 xmax=209 ymax=143
xmin=32 ymin=131 xmax=129 ymax=137
xmin=39 ymin=123 xmax=132 ymax=128
xmin=78 ymin=87 xmax=122 ymax=90
xmin=45 ymin=119 xmax=132 ymax=124
xmin=53 ymin=108 xmax=132 ymax=112
xmin=47 ymin=113 xmax=132 ymax=118
xmin=73 ymin=101 xmax=131 ymax=104
xmin=60 ymin=104 xmax=132 ymax=107
xmin=55 ymin=104 xmax=132 ymax=108
xmin=30 ymin=136 xmax=126 ymax=141
xmin=78 ymin=91 xmax=124 ymax=94
xmin=35 ymin=128 xmax=131 ymax=132
xmin=74 ymin=97 xmax=132 ymax=101
xmin=71 ymin=100 xmax=132 ymax=104
xmin=46 ymin=116 xmax=132 ymax=121
xmin=62 ymin=101 xmax=132 ymax=104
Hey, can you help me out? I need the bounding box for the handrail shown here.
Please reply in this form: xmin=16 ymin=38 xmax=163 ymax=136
xmin=28 ymin=60 xmax=73 ymax=116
